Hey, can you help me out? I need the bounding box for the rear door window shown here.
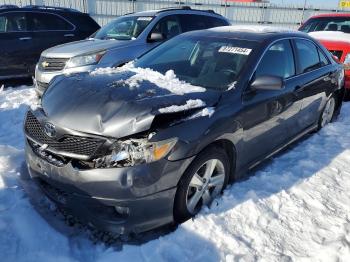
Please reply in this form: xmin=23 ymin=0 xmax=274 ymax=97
xmin=256 ymin=39 xmax=295 ymax=79
xmin=294 ymin=39 xmax=324 ymax=73
xmin=0 ymin=12 xmax=27 ymax=32
xmin=28 ymin=12 xmax=73 ymax=31
xmin=150 ymin=15 xmax=181 ymax=40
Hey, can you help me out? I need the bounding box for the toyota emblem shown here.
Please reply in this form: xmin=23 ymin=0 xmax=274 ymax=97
xmin=43 ymin=122 xmax=56 ymax=138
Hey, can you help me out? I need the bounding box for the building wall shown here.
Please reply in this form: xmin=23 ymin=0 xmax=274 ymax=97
xmin=1 ymin=0 xmax=349 ymax=29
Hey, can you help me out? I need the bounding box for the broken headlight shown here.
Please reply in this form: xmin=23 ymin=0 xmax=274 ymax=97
xmin=94 ymin=138 xmax=177 ymax=168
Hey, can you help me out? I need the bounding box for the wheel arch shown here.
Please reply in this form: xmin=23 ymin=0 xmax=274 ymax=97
xmin=182 ymin=139 xmax=237 ymax=184
xmin=333 ymin=87 xmax=345 ymax=118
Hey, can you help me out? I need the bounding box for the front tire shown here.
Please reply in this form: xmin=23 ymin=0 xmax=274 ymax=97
xmin=174 ymin=146 xmax=230 ymax=223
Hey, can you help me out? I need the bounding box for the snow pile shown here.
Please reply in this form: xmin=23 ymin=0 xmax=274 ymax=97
xmin=90 ymin=64 xmax=206 ymax=95
xmin=0 ymin=86 xmax=38 ymax=148
xmin=1 ymin=86 xmax=350 ymax=261
xmin=159 ymin=99 xmax=205 ymax=113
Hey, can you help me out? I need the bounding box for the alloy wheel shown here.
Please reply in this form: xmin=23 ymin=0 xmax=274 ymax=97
xmin=185 ymin=159 xmax=226 ymax=214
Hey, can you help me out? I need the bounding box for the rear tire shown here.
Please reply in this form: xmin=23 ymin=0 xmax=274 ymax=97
xmin=174 ymin=146 xmax=230 ymax=223
xmin=344 ymin=89 xmax=350 ymax=101
xmin=318 ymin=95 xmax=336 ymax=130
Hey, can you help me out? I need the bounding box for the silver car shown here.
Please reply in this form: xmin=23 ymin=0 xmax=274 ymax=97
xmin=34 ymin=6 xmax=229 ymax=95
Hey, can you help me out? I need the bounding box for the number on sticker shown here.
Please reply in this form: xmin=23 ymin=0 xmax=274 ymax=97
xmin=218 ymin=46 xmax=252 ymax=55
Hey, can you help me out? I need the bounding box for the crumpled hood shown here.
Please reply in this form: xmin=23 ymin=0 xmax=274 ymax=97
xmin=41 ymin=38 xmax=134 ymax=58
xmin=41 ymin=71 xmax=221 ymax=138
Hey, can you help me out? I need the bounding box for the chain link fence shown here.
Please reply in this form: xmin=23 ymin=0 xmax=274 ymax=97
xmin=1 ymin=0 xmax=349 ymax=28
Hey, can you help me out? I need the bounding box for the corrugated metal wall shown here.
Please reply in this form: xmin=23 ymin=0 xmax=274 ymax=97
xmin=1 ymin=0 xmax=349 ymax=29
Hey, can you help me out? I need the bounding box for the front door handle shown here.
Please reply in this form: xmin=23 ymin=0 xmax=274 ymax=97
xmin=19 ymin=37 xmax=32 ymax=41
xmin=64 ymin=34 xmax=75 ymax=37
xmin=271 ymin=100 xmax=283 ymax=116
xmin=294 ymin=85 xmax=304 ymax=93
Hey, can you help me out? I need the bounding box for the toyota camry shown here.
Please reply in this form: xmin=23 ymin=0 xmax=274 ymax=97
xmin=23 ymin=25 xmax=345 ymax=236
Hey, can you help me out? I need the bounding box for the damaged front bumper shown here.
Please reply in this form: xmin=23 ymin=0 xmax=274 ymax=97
xmin=24 ymin=140 xmax=194 ymax=235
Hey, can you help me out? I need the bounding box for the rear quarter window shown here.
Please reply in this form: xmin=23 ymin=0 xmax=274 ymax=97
xmin=178 ymin=14 xmax=206 ymax=32
xmin=206 ymin=16 xmax=229 ymax=27
xmin=318 ymin=48 xmax=330 ymax=66
xmin=66 ymin=14 xmax=100 ymax=32
xmin=178 ymin=14 xmax=228 ymax=32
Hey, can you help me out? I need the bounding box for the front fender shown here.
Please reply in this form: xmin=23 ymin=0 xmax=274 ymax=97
xmin=152 ymin=105 xmax=243 ymax=161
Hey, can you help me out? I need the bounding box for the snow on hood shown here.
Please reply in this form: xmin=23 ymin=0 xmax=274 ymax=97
xmin=41 ymin=68 xmax=219 ymax=138
xmin=90 ymin=63 xmax=206 ymax=95
xmin=158 ymin=99 xmax=206 ymax=114
xmin=309 ymin=31 xmax=350 ymax=43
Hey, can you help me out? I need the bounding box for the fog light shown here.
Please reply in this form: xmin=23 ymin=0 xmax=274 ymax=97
xmin=114 ymin=206 xmax=129 ymax=216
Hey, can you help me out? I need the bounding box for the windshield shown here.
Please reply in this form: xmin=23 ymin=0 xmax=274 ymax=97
xmin=94 ymin=16 xmax=154 ymax=40
xmin=134 ymin=36 xmax=256 ymax=90
xmin=300 ymin=17 xmax=350 ymax=33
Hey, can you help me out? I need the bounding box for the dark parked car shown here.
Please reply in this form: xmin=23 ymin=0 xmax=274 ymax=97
xmin=23 ymin=26 xmax=344 ymax=236
xmin=0 ymin=5 xmax=100 ymax=82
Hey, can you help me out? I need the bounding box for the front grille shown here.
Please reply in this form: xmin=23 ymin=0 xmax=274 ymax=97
xmin=25 ymin=111 xmax=105 ymax=159
xmin=329 ymin=50 xmax=343 ymax=60
xmin=38 ymin=57 xmax=69 ymax=71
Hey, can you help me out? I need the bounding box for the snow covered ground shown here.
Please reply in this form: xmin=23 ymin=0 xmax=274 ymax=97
xmin=1 ymin=85 xmax=350 ymax=262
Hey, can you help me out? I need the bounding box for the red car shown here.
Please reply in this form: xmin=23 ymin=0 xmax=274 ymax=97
xmin=300 ymin=13 xmax=350 ymax=98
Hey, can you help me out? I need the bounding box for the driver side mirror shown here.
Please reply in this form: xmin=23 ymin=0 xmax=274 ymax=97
xmin=250 ymin=75 xmax=284 ymax=91
xmin=148 ymin=32 xmax=164 ymax=42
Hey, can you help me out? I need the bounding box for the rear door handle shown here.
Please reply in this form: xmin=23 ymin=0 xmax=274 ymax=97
xmin=19 ymin=37 xmax=32 ymax=41
xmin=64 ymin=34 xmax=75 ymax=37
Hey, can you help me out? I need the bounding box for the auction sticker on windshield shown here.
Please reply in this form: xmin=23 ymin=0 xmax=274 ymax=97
xmin=218 ymin=46 xmax=252 ymax=55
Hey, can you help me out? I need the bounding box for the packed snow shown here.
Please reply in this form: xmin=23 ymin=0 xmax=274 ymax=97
xmin=158 ymin=99 xmax=206 ymax=113
xmin=90 ymin=64 xmax=206 ymax=95
xmin=1 ymin=85 xmax=350 ymax=261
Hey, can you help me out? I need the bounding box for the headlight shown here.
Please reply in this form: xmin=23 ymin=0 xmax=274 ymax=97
xmin=344 ymin=53 xmax=350 ymax=70
xmin=94 ymin=138 xmax=177 ymax=168
xmin=65 ymin=50 xmax=106 ymax=69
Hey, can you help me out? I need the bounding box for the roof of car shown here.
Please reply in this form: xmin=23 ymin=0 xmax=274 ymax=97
xmin=308 ymin=13 xmax=350 ymax=19
xmin=0 ymin=5 xmax=82 ymax=14
xmin=186 ymin=25 xmax=310 ymax=43
xmin=126 ymin=6 xmax=224 ymax=17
